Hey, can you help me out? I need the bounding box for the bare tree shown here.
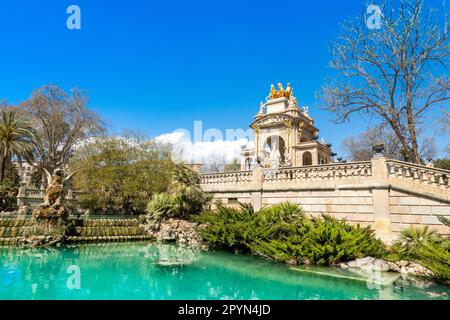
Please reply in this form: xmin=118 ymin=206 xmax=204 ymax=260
xmin=319 ymin=0 xmax=449 ymax=164
xmin=20 ymin=84 xmax=105 ymax=186
xmin=342 ymin=124 xmax=403 ymax=161
xmin=419 ymin=136 xmax=437 ymax=160
xmin=440 ymin=109 xmax=450 ymax=135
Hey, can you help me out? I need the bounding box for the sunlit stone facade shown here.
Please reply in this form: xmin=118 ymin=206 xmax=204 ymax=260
xmin=240 ymin=84 xmax=332 ymax=171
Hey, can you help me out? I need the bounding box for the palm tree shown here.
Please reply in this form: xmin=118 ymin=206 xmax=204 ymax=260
xmin=169 ymin=165 xmax=212 ymax=218
xmin=438 ymin=216 xmax=450 ymax=227
xmin=0 ymin=109 xmax=35 ymax=182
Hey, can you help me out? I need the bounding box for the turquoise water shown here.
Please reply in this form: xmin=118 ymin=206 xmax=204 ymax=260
xmin=0 ymin=242 xmax=448 ymax=300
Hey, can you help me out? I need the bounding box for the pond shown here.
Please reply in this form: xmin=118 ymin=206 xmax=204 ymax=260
xmin=0 ymin=242 xmax=448 ymax=300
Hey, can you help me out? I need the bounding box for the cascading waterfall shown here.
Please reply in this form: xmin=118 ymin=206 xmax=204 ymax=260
xmin=0 ymin=217 xmax=152 ymax=244
xmin=0 ymin=219 xmax=34 ymax=244
xmin=67 ymin=218 xmax=152 ymax=242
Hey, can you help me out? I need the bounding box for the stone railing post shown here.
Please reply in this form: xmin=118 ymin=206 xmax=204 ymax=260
xmin=251 ymin=167 xmax=263 ymax=211
xmin=370 ymin=152 xmax=393 ymax=244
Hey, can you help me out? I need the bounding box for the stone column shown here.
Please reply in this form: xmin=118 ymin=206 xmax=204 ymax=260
xmin=312 ymin=149 xmax=319 ymax=166
xmin=371 ymin=155 xmax=393 ymax=244
xmin=251 ymin=167 xmax=263 ymax=211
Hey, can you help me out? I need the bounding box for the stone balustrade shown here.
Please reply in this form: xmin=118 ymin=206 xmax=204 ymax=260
xmin=262 ymin=161 xmax=372 ymax=183
xmin=200 ymin=157 xmax=450 ymax=243
xmin=386 ymin=160 xmax=449 ymax=188
xmin=17 ymin=187 xmax=83 ymax=210
xmin=200 ymin=171 xmax=253 ymax=186
xmin=24 ymin=188 xmax=45 ymax=198
xmin=201 ymin=162 xmax=374 ymax=187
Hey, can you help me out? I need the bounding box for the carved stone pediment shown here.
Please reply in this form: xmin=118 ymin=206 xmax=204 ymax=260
xmin=251 ymin=113 xmax=295 ymax=129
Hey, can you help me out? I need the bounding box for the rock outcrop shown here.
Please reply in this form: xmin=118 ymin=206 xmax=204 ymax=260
xmin=338 ymin=257 xmax=434 ymax=278
xmin=143 ymin=218 xmax=206 ymax=249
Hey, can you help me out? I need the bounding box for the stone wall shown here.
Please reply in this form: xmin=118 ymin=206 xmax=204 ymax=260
xmin=200 ymin=158 xmax=450 ymax=243
xmin=389 ymin=189 xmax=449 ymax=235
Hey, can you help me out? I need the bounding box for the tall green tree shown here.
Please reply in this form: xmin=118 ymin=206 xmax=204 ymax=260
xmin=0 ymin=109 xmax=34 ymax=182
xmin=319 ymin=0 xmax=449 ymax=164
xmin=70 ymin=134 xmax=174 ymax=214
xmin=224 ymin=158 xmax=241 ymax=172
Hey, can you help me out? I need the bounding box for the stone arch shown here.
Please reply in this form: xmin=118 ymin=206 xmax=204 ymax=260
xmin=302 ymin=151 xmax=312 ymax=166
xmin=263 ymin=135 xmax=286 ymax=163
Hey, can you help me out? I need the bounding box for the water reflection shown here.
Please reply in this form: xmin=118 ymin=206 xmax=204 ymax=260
xmin=0 ymin=242 xmax=448 ymax=300
xmin=141 ymin=243 xmax=200 ymax=266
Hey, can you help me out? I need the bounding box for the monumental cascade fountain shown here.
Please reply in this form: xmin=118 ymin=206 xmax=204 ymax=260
xmin=26 ymin=168 xmax=78 ymax=245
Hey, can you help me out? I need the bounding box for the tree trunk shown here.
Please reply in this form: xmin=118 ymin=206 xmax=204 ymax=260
xmin=40 ymin=169 xmax=47 ymax=189
xmin=0 ymin=156 xmax=6 ymax=183
xmin=406 ymin=94 xmax=422 ymax=164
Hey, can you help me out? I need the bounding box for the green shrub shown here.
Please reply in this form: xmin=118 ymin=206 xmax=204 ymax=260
xmin=169 ymin=165 xmax=212 ymax=219
xmin=392 ymin=227 xmax=450 ymax=285
xmin=145 ymin=165 xmax=212 ymax=222
xmin=392 ymin=226 xmax=442 ymax=259
xmin=146 ymin=193 xmax=179 ymax=222
xmin=195 ymin=202 xmax=385 ymax=265
xmin=415 ymin=240 xmax=450 ymax=285
xmin=193 ymin=204 xmax=254 ymax=251
xmin=249 ymin=214 xmax=385 ymax=265
xmin=299 ymin=215 xmax=384 ymax=265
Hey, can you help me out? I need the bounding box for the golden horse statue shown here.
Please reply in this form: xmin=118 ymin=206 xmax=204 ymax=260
xmin=269 ymin=83 xmax=293 ymax=100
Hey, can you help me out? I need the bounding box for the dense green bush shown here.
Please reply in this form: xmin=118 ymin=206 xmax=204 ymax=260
xmin=194 ymin=203 xmax=385 ymax=266
xmin=415 ymin=240 xmax=450 ymax=285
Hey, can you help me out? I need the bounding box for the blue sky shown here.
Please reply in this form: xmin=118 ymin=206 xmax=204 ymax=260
xmin=0 ymin=0 xmax=448 ymax=160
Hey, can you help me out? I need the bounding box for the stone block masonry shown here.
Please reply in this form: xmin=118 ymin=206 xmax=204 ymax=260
xmin=200 ymin=157 xmax=450 ymax=244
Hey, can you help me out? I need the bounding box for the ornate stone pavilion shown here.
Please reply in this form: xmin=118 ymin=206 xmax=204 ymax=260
xmin=201 ymin=83 xmax=450 ymax=244
xmin=240 ymin=83 xmax=332 ymax=171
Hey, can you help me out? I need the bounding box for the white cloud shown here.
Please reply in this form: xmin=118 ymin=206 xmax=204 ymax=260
xmin=155 ymin=131 xmax=254 ymax=165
